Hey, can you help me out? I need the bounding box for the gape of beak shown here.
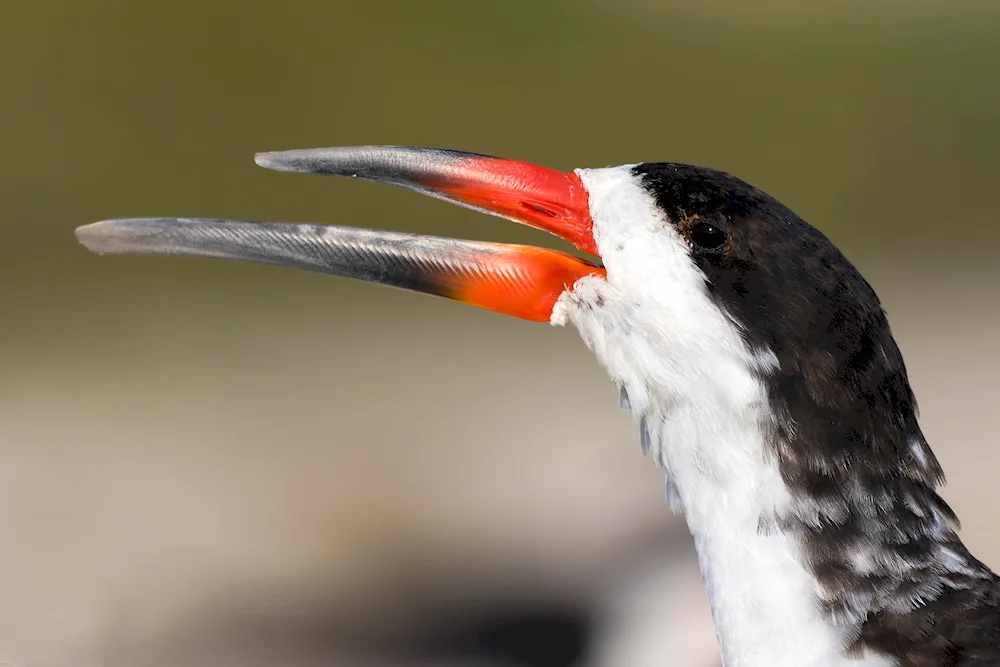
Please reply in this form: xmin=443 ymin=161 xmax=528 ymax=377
xmin=255 ymin=147 xmax=600 ymax=256
xmin=75 ymin=147 xmax=605 ymax=322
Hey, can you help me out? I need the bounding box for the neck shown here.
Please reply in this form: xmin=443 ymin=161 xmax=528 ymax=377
xmin=643 ymin=412 xmax=899 ymax=667
xmin=553 ymin=273 xmax=996 ymax=666
xmin=555 ymin=274 xmax=888 ymax=666
xmin=644 ymin=395 xmax=999 ymax=667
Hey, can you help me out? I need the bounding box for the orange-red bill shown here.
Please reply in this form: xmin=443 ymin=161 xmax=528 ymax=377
xmin=254 ymin=146 xmax=599 ymax=256
xmin=75 ymin=218 xmax=605 ymax=322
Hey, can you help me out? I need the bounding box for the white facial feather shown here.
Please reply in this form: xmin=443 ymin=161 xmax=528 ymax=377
xmin=549 ymin=167 xmax=893 ymax=667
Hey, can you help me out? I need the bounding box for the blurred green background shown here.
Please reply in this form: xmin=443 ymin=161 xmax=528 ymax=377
xmin=2 ymin=1 xmax=999 ymax=666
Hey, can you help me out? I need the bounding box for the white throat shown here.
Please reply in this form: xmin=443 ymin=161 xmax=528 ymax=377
xmin=550 ymin=167 xmax=893 ymax=667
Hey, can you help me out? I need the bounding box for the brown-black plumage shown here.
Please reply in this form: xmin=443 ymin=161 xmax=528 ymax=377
xmin=635 ymin=163 xmax=1000 ymax=666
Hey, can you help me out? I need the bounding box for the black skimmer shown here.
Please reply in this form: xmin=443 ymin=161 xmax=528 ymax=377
xmin=76 ymin=147 xmax=1000 ymax=667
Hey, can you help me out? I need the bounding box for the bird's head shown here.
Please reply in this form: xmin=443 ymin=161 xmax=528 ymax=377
xmin=76 ymin=146 xmax=938 ymax=495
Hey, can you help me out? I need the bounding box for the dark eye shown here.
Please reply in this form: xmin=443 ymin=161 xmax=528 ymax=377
xmin=689 ymin=222 xmax=727 ymax=250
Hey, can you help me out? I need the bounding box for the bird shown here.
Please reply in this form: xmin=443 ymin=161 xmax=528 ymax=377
xmin=76 ymin=146 xmax=1000 ymax=667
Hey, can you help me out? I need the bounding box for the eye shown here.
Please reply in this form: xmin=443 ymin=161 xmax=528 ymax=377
xmin=689 ymin=222 xmax=727 ymax=250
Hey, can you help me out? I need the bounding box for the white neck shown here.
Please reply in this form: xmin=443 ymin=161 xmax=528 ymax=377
xmin=665 ymin=431 xmax=882 ymax=667
xmin=651 ymin=416 xmax=892 ymax=667
xmin=549 ymin=166 xmax=894 ymax=667
xmin=560 ymin=279 xmax=892 ymax=667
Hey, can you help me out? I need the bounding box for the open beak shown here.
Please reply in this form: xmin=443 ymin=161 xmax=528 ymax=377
xmin=75 ymin=147 xmax=604 ymax=322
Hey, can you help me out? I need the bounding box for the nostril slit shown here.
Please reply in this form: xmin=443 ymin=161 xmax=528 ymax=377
xmin=522 ymin=202 xmax=558 ymax=217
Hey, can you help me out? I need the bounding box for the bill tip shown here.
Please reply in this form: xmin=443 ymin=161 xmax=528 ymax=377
xmin=75 ymin=221 xmax=110 ymax=253
xmin=254 ymin=149 xmax=329 ymax=173
xmin=254 ymin=150 xmax=288 ymax=171
xmin=74 ymin=218 xmax=162 ymax=255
